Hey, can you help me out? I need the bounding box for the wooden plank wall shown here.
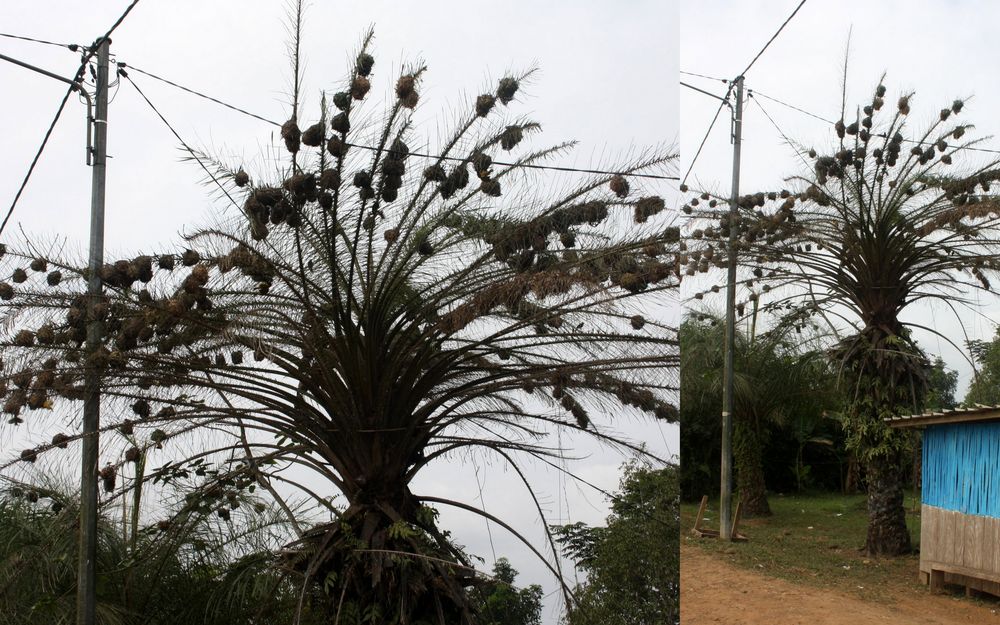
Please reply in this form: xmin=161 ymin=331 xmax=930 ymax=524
xmin=921 ymin=504 xmax=1000 ymax=596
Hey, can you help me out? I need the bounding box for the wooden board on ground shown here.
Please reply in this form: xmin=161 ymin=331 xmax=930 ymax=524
xmin=691 ymin=495 xmax=748 ymax=541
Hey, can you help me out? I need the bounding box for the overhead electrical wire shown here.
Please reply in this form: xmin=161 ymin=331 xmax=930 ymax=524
xmin=1 ymin=1 xmax=144 ymax=236
xmin=739 ymin=0 xmax=809 ymax=77
xmin=119 ymin=61 xmax=679 ymax=181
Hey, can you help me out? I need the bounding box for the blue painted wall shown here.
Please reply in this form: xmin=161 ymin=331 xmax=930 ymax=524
xmin=923 ymin=421 xmax=1000 ymax=518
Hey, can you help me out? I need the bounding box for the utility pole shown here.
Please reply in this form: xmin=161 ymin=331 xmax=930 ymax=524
xmin=720 ymin=75 xmax=744 ymax=542
xmin=77 ymin=37 xmax=109 ymax=625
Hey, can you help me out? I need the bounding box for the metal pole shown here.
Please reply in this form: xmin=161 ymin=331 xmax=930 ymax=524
xmin=77 ymin=37 xmax=109 ymax=625
xmin=720 ymin=75 xmax=744 ymax=542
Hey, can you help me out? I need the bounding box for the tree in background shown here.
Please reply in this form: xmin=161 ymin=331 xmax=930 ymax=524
xmin=0 ymin=9 xmax=678 ymax=623
xmin=683 ymin=76 xmax=1000 ymax=555
xmin=553 ymin=462 xmax=679 ymax=625
xmin=925 ymin=356 xmax=959 ymax=410
xmin=680 ymin=312 xmax=836 ymax=514
xmin=965 ymin=330 xmax=1000 ymax=406
xmin=471 ymin=559 xmax=542 ymax=625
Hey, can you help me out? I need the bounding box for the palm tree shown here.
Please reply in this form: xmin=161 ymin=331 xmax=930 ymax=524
xmin=0 ymin=479 xmax=309 ymax=624
xmin=680 ymin=310 xmax=833 ymax=516
xmin=683 ymin=76 xmax=1000 ymax=555
xmin=0 ymin=17 xmax=678 ymax=623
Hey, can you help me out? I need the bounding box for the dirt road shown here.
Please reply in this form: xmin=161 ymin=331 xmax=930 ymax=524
xmin=681 ymin=545 xmax=1000 ymax=624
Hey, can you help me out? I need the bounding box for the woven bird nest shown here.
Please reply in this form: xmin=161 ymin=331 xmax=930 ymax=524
xmin=356 ymin=52 xmax=375 ymax=77
xmin=301 ymin=123 xmax=325 ymax=147
xmin=350 ymin=76 xmax=371 ymax=100
xmin=396 ymin=75 xmax=415 ymax=100
xmin=500 ymin=126 xmax=523 ymax=151
xmin=610 ymin=175 xmax=629 ymax=198
xmin=496 ymin=77 xmax=519 ymax=105
xmin=330 ymin=112 xmax=350 ymax=135
xmin=281 ymin=119 xmax=301 ymax=153
xmin=475 ymin=94 xmax=496 ymax=117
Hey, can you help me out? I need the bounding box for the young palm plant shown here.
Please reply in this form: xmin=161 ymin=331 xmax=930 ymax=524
xmin=680 ymin=310 xmax=834 ymax=516
xmin=682 ymin=78 xmax=1000 ymax=555
xmin=0 ymin=23 xmax=679 ymax=624
xmin=0 ymin=477 xmax=310 ymax=624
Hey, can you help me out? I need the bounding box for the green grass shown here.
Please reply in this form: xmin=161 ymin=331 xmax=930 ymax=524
xmin=682 ymin=491 xmax=931 ymax=603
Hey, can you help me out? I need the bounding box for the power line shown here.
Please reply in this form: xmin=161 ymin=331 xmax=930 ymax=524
xmin=118 ymin=63 xmax=282 ymax=127
xmin=750 ymin=96 xmax=813 ymax=172
xmin=121 ymin=72 xmax=241 ymax=210
xmin=740 ymin=0 xmax=809 ymax=77
xmin=747 ymin=87 xmax=834 ymax=124
xmin=681 ymin=83 xmax=733 ymax=186
xmin=680 ymin=69 xmax=729 ymax=83
xmin=1 ymin=1 xmax=144 ymax=237
xmin=748 ymin=86 xmax=1000 ymax=156
xmin=0 ymin=31 xmax=78 ymax=50
xmin=681 ymin=81 xmax=729 ymax=102
xmin=1 ymin=70 xmax=85 ymax=237
xmin=121 ymin=62 xmax=679 ymax=181
xmin=99 ymin=0 xmax=143 ymax=44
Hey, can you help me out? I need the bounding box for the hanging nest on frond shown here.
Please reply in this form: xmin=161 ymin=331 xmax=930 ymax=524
xmin=634 ymin=196 xmax=666 ymax=223
xmin=331 ymin=112 xmax=350 ymax=134
xmin=350 ymin=76 xmax=371 ymax=100
xmin=301 ymin=123 xmax=325 ymax=147
xmin=280 ymin=119 xmax=301 ymax=153
xmin=500 ymin=126 xmax=523 ymax=151
xmin=423 ymin=164 xmax=446 ymax=182
xmin=356 ymin=52 xmax=374 ymax=77
xmin=100 ymin=464 xmax=117 ymax=493
xmin=496 ymin=77 xmax=519 ymax=105
xmin=475 ymin=94 xmax=496 ymax=117
xmin=327 ymin=135 xmax=349 ymax=159
xmin=396 ymin=75 xmax=418 ymax=109
xmin=610 ymin=175 xmax=629 ymax=198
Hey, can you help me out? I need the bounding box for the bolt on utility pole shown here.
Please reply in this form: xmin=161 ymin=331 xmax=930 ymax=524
xmin=720 ymin=75 xmax=744 ymax=542
xmin=77 ymin=37 xmax=109 ymax=625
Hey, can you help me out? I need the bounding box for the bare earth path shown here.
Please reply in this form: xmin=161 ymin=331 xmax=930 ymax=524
xmin=681 ymin=545 xmax=1000 ymax=625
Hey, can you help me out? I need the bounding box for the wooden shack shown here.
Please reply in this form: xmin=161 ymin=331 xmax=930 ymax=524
xmin=889 ymin=406 xmax=1000 ymax=596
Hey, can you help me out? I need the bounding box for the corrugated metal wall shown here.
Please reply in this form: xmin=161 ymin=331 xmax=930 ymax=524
xmin=923 ymin=422 xmax=1000 ymax=518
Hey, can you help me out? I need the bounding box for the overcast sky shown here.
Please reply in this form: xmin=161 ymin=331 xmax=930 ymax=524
xmin=682 ymin=0 xmax=1000 ymax=398
xmin=0 ymin=2 xmax=678 ymax=622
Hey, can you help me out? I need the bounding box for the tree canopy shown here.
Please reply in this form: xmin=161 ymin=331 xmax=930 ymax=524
xmin=554 ymin=461 xmax=679 ymax=625
xmin=0 ymin=17 xmax=678 ymax=624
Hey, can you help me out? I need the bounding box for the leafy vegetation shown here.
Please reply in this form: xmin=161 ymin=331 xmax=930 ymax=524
xmin=471 ymin=559 xmax=542 ymax=625
xmin=680 ymin=312 xmax=840 ymax=510
xmin=0 ymin=485 xmax=319 ymax=625
xmin=965 ymin=330 xmax=1000 ymax=406
xmin=554 ymin=462 xmax=679 ymax=625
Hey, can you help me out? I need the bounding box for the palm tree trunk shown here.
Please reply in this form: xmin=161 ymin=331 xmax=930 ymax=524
xmin=734 ymin=416 xmax=771 ymax=517
xmin=864 ymin=451 xmax=912 ymax=556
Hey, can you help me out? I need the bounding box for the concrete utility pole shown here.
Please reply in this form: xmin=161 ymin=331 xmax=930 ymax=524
xmin=720 ymin=75 xmax=744 ymax=542
xmin=77 ymin=37 xmax=109 ymax=625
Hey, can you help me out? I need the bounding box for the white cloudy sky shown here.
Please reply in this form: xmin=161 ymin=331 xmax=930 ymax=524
xmin=0 ymin=1 xmax=678 ymax=622
xmin=682 ymin=0 xmax=1000 ymax=398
